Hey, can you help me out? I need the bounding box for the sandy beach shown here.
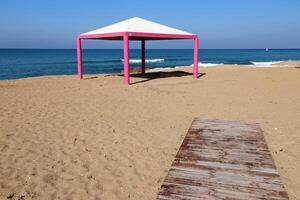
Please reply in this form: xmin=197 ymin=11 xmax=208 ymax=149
xmin=0 ymin=61 xmax=300 ymax=200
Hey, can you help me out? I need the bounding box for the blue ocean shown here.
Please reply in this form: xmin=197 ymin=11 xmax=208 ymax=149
xmin=0 ymin=49 xmax=299 ymax=80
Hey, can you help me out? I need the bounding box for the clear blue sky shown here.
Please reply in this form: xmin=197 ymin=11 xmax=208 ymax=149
xmin=0 ymin=0 xmax=299 ymax=49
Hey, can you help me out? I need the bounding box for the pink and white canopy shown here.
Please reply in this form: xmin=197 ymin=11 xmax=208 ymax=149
xmin=77 ymin=17 xmax=199 ymax=84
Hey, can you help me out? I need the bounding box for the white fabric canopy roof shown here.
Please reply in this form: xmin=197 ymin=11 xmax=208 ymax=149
xmin=81 ymin=17 xmax=194 ymax=36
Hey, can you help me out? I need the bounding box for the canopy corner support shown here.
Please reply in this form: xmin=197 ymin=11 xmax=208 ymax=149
xmin=193 ymin=37 xmax=199 ymax=79
xmin=77 ymin=37 xmax=83 ymax=80
xmin=123 ymin=34 xmax=130 ymax=85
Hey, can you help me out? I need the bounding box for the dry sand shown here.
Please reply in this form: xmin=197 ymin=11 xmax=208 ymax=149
xmin=0 ymin=61 xmax=300 ymax=200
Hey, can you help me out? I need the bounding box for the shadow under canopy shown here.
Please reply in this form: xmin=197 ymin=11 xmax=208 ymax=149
xmin=125 ymin=71 xmax=206 ymax=85
xmin=77 ymin=17 xmax=199 ymax=85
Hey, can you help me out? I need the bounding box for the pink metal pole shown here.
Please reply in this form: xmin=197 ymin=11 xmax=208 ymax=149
xmin=193 ymin=37 xmax=199 ymax=79
xmin=141 ymin=40 xmax=145 ymax=75
xmin=77 ymin=37 xmax=83 ymax=80
xmin=123 ymin=34 xmax=130 ymax=84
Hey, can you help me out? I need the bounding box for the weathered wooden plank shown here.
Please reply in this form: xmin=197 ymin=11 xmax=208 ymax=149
xmin=157 ymin=119 xmax=289 ymax=200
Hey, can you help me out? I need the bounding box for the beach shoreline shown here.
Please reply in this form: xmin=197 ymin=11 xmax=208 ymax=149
xmin=1 ymin=48 xmax=300 ymax=81
xmin=0 ymin=62 xmax=300 ymax=199
xmin=1 ymin=60 xmax=299 ymax=82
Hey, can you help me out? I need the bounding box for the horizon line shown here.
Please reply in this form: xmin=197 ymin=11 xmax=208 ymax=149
xmin=1 ymin=48 xmax=300 ymax=50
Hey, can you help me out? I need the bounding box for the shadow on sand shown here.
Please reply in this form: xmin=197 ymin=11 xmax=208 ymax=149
xmin=84 ymin=76 xmax=99 ymax=80
xmin=83 ymin=71 xmax=206 ymax=84
xmin=120 ymin=71 xmax=206 ymax=85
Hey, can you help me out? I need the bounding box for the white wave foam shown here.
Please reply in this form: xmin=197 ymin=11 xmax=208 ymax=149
xmin=190 ymin=62 xmax=223 ymax=67
xmin=250 ymin=61 xmax=283 ymax=67
xmin=147 ymin=66 xmax=182 ymax=73
xmin=122 ymin=58 xmax=164 ymax=63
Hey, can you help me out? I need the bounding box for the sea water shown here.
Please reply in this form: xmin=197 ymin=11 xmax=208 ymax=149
xmin=0 ymin=49 xmax=300 ymax=80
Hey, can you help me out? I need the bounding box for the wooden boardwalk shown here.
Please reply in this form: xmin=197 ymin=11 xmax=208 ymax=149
xmin=157 ymin=119 xmax=289 ymax=200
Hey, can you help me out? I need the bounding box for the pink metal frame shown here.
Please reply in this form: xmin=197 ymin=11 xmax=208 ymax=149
xmin=77 ymin=32 xmax=199 ymax=84
xmin=193 ymin=37 xmax=199 ymax=79
xmin=123 ymin=34 xmax=130 ymax=84
xmin=77 ymin=37 xmax=82 ymax=80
